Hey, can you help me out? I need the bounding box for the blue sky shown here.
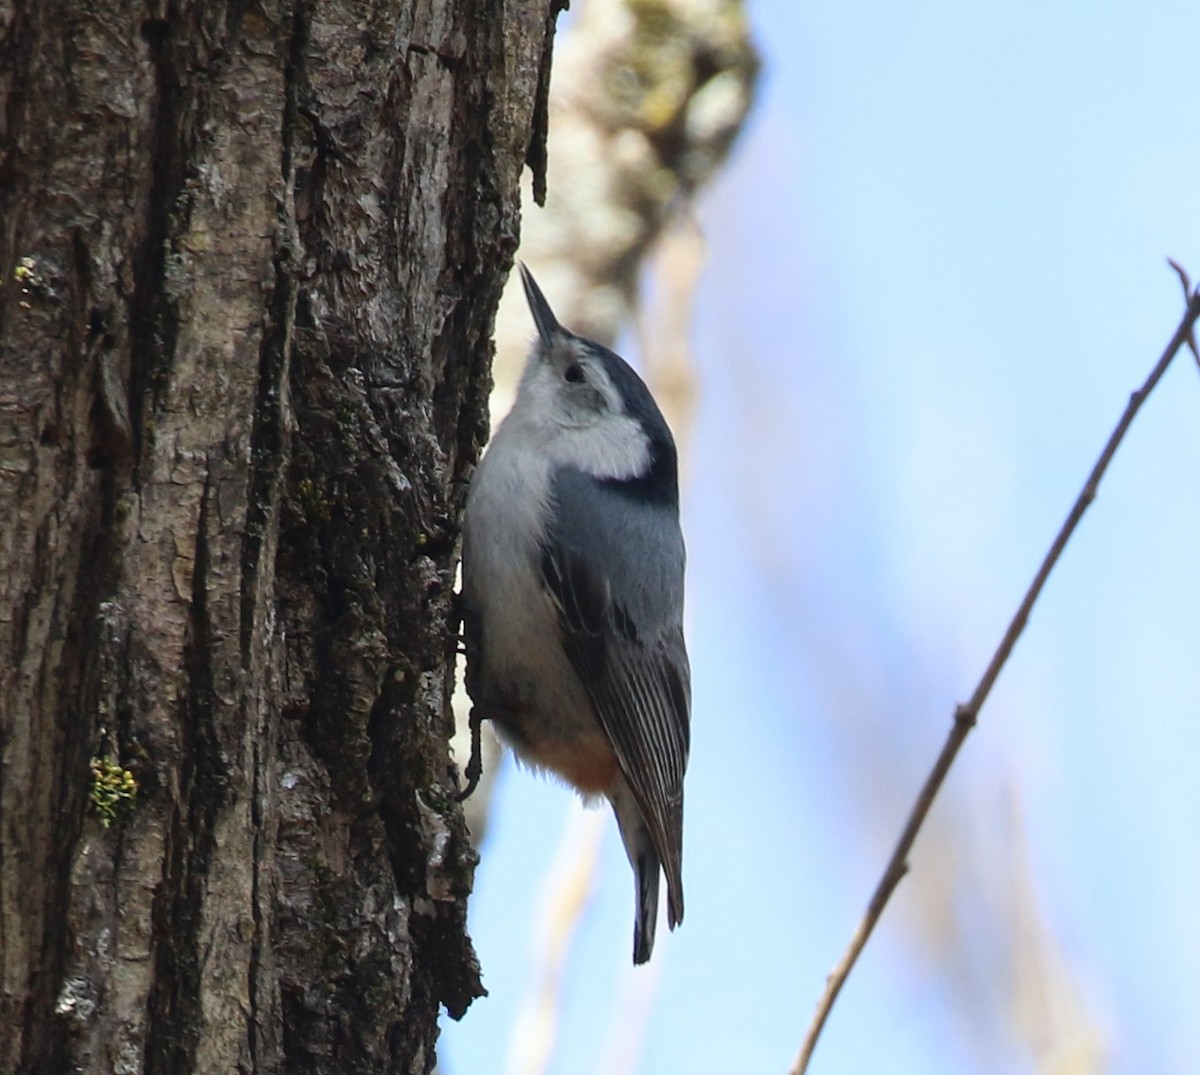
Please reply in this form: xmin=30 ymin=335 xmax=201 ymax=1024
xmin=442 ymin=2 xmax=1200 ymax=1072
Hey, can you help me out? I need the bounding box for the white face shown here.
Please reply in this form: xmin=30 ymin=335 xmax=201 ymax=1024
xmin=511 ymin=334 xmax=651 ymax=481
xmin=523 ymin=335 xmax=620 ymax=425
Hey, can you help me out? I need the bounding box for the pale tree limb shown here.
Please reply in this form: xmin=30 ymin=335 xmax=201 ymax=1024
xmin=505 ymin=804 xmax=607 ymax=1075
xmin=791 ymin=270 xmax=1200 ymax=1075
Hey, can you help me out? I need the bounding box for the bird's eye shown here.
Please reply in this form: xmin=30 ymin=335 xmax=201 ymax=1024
xmin=564 ymin=363 xmax=585 ymax=384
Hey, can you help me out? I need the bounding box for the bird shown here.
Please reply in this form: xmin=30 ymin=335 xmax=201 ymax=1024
xmin=460 ymin=264 xmax=691 ymax=964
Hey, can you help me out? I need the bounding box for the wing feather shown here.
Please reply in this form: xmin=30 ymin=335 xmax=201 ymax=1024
xmin=540 ymin=481 xmax=691 ymax=924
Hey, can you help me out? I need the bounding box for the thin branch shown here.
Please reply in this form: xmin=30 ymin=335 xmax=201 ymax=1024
xmin=791 ymin=272 xmax=1200 ymax=1075
xmin=1167 ymin=260 xmax=1199 ymax=369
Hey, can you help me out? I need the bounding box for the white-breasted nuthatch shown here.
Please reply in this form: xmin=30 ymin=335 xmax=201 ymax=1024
xmin=460 ymin=265 xmax=691 ymax=964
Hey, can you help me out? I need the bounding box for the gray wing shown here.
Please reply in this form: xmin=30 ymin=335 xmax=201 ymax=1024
xmin=540 ymin=468 xmax=691 ymax=925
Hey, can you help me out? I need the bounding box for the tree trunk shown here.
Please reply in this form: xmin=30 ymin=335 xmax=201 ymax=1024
xmin=0 ymin=0 xmax=557 ymax=1070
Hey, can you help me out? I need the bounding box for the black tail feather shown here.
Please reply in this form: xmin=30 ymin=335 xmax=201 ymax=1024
xmin=632 ymin=847 xmax=661 ymax=964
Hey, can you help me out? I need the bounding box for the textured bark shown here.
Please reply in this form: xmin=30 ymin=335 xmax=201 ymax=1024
xmin=0 ymin=0 xmax=557 ymax=1071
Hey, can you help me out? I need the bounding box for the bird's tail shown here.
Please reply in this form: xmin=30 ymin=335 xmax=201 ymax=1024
xmin=631 ymin=839 xmax=662 ymax=965
xmin=611 ymin=787 xmax=665 ymax=965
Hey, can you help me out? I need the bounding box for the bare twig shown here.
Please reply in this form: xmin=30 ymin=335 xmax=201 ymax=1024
xmin=1167 ymin=260 xmax=1199 ymax=368
xmin=791 ymin=271 xmax=1200 ymax=1075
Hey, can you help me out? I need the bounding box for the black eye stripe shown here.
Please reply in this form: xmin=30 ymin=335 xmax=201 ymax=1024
xmin=564 ymin=363 xmax=585 ymax=383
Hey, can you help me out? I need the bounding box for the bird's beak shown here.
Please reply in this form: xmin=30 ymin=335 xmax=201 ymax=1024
xmin=519 ymin=263 xmax=560 ymax=346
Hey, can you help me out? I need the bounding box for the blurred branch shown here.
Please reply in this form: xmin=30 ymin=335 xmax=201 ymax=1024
xmin=791 ymin=268 xmax=1200 ymax=1075
xmin=1004 ymin=784 xmax=1108 ymax=1073
xmin=641 ymin=212 xmax=706 ymax=463
xmin=505 ymin=805 xmax=607 ymax=1075
xmin=493 ymin=0 xmax=760 ymax=400
xmin=598 ymin=937 xmax=666 ymax=1075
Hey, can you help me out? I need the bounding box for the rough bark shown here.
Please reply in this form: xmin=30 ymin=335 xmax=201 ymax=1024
xmin=0 ymin=0 xmax=557 ymax=1071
